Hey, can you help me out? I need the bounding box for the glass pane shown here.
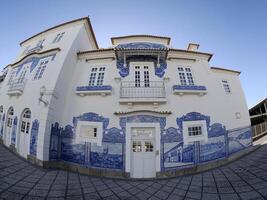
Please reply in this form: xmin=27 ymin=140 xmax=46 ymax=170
xmin=145 ymin=141 xmax=154 ymax=152
xmin=132 ymin=141 xmax=142 ymax=152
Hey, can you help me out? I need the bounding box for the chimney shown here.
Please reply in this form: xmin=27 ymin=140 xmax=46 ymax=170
xmin=187 ymin=43 xmax=199 ymax=51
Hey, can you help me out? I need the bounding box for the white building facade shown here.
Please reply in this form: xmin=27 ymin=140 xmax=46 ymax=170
xmin=0 ymin=17 xmax=252 ymax=178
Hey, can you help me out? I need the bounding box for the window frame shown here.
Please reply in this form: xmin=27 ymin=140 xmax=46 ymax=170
xmin=222 ymin=80 xmax=231 ymax=94
xmin=177 ymin=66 xmax=195 ymax=86
xmin=76 ymin=121 xmax=103 ymax=145
xmin=34 ymin=59 xmax=49 ymax=80
xmin=88 ymin=66 xmax=106 ymax=86
xmin=183 ymin=120 xmax=208 ymax=145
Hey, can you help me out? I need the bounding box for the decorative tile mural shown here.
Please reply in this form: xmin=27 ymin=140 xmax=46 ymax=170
xmin=29 ymin=119 xmax=39 ymax=156
xmin=50 ymin=112 xmax=124 ymax=170
xmin=15 ymin=53 xmax=57 ymax=75
xmin=228 ymin=126 xmax=252 ymax=155
xmin=11 ymin=116 xmax=17 ymax=145
xmin=0 ymin=114 xmax=5 ymax=139
xmin=90 ymin=142 xmax=123 ymax=169
xmin=49 ymin=111 xmax=252 ymax=173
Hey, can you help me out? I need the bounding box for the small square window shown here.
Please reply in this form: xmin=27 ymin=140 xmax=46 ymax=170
xmin=188 ymin=126 xmax=202 ymax=136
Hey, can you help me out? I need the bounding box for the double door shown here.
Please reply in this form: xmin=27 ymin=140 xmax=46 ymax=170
xmin=131 ymin=128 xmax=156 ymax=178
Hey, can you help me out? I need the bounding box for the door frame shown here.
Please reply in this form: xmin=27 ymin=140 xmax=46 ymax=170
xmin=125 ymin=122 xmax=161 ymax=177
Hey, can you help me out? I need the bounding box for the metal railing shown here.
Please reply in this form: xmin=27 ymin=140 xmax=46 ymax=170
xmin=252 ymin=121 xmax=267 ymax=139
xmin=120 ymin=81 xmax=166 ymax=98
xmin=7 ymin=78 xmax=27 ymax=94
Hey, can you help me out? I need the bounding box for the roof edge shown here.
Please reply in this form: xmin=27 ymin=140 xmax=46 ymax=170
xmin=20 ymin=17 xmax=99 ymax=49
xmin=111 ymin=35 xmax=171 ymax=45
xmin=211 ymin=67 xmax=241 ymax=75
xmin=4 ymin=48 xmax=61 ymax=69
xmin=169 ymin=48 xmax=213 ymax=61
xmin=77 ymin=48 xmax=114 ymax=55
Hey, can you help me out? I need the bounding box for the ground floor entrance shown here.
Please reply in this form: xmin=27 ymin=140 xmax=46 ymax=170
xmin=131 ymin=127 xmax=156 ymax=178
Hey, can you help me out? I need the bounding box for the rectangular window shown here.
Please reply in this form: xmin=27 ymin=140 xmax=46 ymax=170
xmin=222 ymin=80 xmax=231 ymax=94
xmin=7 ymin=69 xmax=16 ymax=85
xmin=178 ymin=67 xmax=194 ymax=85
xmin=52 ymin=32 xmax=65 ymax=43
xmin=88 ymin=67 xmax=105 ymax=86
xmin=34 ymin=60 xmax=49 ymax=80
xmin=37 ymin=39 xmax=45 ymax=47
xmin=132 ymin=141 xmax=142 ymax=152
xmin=21 ymin=121 xmax=26 ymax=132
xmin=18 ymin=69 xmax=27 ymax=83
xmin=188 ymin=126 xmax=202 ymax=136
xmin=80 ymin=125 xmax=97 ymax=138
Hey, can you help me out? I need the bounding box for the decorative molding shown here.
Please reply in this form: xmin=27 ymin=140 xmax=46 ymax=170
xmin=173 ymin=85 xmax=207 ymax=95
xmin=114 ymin=110 xmax=172 ymax=115
xmin=115 ymin=42 xmax=168 ymax=78
xmin=76 ymin=85 xmax=112 ymax=96
xmin=115 ymin=42 xmax=167 ymax=50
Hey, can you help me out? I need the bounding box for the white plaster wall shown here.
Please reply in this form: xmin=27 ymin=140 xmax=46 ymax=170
xmin=60 ymin=55 xmax=250 ymax=134
xmin=0 ymin=22 xmax=92 ymax=161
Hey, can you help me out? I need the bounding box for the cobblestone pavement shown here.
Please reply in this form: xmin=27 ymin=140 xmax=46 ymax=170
xmin=0 ymin=144 xmax=267 ymax=200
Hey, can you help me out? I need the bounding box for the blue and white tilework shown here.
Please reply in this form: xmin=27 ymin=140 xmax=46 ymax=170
xmin=11 ymin=116 xmax=17 ymax=145
xmin=15 ymin=53 xmax=57 ymax=75
xmin=115 ymin=42 xmax=168 ymax=78
xmin=228 ymin=126 xmax=252 ymax=155
xmin=49 ymin=111 xmax=253 ymax=173
xmin=29 ymin=119 xmax=39 ymax=156
xmin=0 ymin=114 xmax=5 ymax=139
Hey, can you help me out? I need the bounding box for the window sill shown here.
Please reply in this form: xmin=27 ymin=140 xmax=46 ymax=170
xmin=173 ymin=85 xmax=207 ymax=96
xmin=76 ymin=85 xmax=112 ymax=96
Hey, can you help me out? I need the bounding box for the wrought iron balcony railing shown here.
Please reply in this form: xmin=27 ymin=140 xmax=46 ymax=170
xmin=120 ymin=81 xmax=166 ymax=99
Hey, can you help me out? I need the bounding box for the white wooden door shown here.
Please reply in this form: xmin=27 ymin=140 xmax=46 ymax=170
xmin=131 ymin=128 xmax=156 ymax=178
xmin=19 ymin=118 xmax=30 ymax=158
xmin=5 ymin=116 xmax=12 ymax=145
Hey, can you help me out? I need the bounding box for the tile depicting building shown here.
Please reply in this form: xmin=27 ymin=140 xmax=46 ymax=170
xmin=0 ymin=17 xmax=252 ymax=178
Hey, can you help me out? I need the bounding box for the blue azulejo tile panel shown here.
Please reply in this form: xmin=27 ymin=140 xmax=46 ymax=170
xmin=11 ymin=116 xmax=17 ymax=145
xmin=61 ymin=138 xmax=85 ymax=165
xmin=172 ymin=85 xmax=207 ymax=91
xmin=29 ymin=119 xmax=39 ymax=156
xmin=228 ymin=126 xmax=252 ymax=155
xmin=15 ymin=53 xmax=57 ymax=75
xmin=0 ymin=114 xmax=5 ymax=139
xmin=163 ymin=142 xmax=194 ymax=169
xmin=199 ymin=135 xmax=226 ymax=162
xmin=76 ymin=85 xmax=112 ymax=92
xmin=199 ymin=123 xmax=227 ymax=163
xmin=90 ymin=142 xmax=123 ymax=169
xmin=49 ymin=122 xmax=61 ymax=160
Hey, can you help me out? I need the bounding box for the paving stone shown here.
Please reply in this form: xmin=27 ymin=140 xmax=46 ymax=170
xmin=202 ymin=193 xmax=220 ymax=200
xmin=239 ymin=191 xmax=263 ymax=200
xmin=220 ymin=193 xmax=240 ymax=200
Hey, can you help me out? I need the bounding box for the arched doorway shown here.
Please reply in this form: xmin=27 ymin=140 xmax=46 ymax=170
xmin=5 ymin=107 xmax=14 ymax=146
xmin=18 ymin=109 xmax=31 ymax=158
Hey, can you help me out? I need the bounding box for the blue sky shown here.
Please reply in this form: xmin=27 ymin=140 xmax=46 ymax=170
xmin=0 ymin=0 xmax=266 ymax=108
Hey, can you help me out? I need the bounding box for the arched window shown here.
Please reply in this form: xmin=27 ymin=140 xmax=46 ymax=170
xmin=7 ymin=107 xmax=14 ymax=128
xmin=21 ymin=109 xmax=31 ymax=134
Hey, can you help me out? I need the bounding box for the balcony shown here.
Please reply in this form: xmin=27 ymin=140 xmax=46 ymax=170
xmin=173 ymin=85 xmax=207 ymax=96
xmin=7 ymin=79 xmax=27 ymax=96
xmin=119 ymin=81 xmax=166 ymax=103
